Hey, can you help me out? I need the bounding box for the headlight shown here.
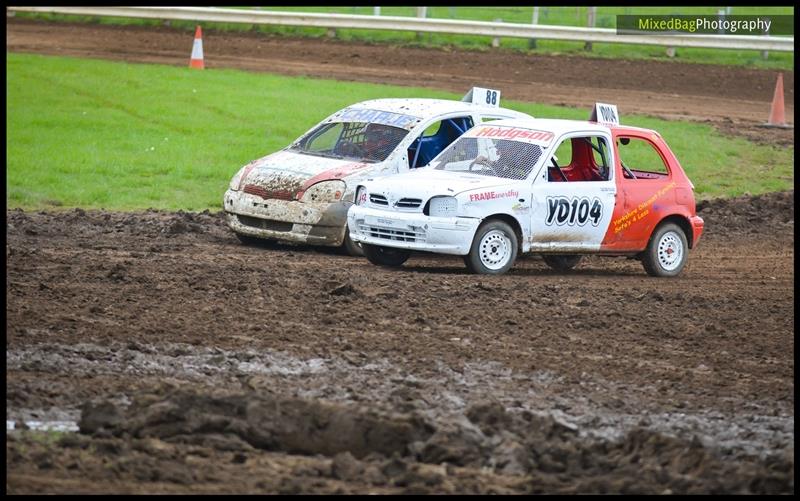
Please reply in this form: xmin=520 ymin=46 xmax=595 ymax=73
xmin=428 ymin=196 xmax=458 ymax=217
xmin=355 ymin=185 xmax=367 ymax=206
xmin=301 ymin=180 xmax=346 ymax=203
xmin=229 ymin=167 xmax=246 ymax=191
xmin=229 ymin=161 xmax=258 ymax=191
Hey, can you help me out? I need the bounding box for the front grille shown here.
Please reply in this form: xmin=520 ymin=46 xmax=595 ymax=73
xmin=237 ymin=215 xmax=293 ymax=232
xmin=369 ymin=194 xmax=388 ymax=205
xmin=243 ymin=184 xmax=294 ymax=201
xmin=395 ymin=198 xmax=422 ymax=209
xmin=358 ymin=224 xmax=426 ymax=243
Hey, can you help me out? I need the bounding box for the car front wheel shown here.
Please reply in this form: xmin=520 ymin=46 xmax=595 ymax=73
xmin=361 ymin=244 xmax=411 ymax=267
xmin=464 ymin=220 xmax=518 ymax=275
xmin=341 ymin=225 xmax=364 ymax=257
xmin=641 ymin=222 xmax=688 ymax=277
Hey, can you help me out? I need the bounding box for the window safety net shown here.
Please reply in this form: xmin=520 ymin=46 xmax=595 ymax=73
xmin=432 ymin=138 xmax=543 ymax=180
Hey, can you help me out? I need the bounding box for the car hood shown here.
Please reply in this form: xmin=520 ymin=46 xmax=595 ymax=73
xmin=362 ymin=167 xmax=513 ymax=200
xmin=239 ymin=150 xmax=373 ymax=197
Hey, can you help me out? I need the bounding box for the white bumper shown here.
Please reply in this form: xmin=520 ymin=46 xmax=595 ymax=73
xmin=224 ymin=189 xmax=349 ymax=246
xmin=347 ymin=205 xmax=480 ymax=255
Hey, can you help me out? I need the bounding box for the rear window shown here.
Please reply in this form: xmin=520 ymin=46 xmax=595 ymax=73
xmin=616 ymin=137 xmax=670 ymax=179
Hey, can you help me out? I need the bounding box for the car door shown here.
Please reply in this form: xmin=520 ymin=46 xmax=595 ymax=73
xmin=529 ymin=131 xmax=617 ymax=252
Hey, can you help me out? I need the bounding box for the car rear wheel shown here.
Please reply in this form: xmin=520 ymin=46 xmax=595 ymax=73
xmin=464 ymin=220 xmax=518 ymax=275
xmin=641 ymin=222 xmax=688 ymax=277
xmin=542 ymin=254 xmax=582 ymax=272
xmin=361 ymin=244 xmax=411 ymax=267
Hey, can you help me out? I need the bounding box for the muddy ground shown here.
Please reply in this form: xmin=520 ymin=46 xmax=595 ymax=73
xmin=6 ymin=17 xmax=794 ymax=147
xmin=5 ymin=191 xmax=794 ymax=494
xmin=4 ymin=16 xmax=796 ymax=493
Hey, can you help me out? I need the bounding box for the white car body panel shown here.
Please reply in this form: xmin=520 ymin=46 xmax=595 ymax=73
xmin=348 ymin=119 xmax=619 ymax=255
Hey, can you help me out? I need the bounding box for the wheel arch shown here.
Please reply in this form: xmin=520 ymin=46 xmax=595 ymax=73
xmin=653 ymin=214 xmax=695 ymax=248
xmin=481 ymin=213 xmax=524 ymax=252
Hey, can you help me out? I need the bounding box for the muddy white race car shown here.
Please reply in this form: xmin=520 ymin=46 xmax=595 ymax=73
xmin=348 ymin=103 xmax=705 ymax=277
xmin=223 ymin=87 xmax=532 ymax=255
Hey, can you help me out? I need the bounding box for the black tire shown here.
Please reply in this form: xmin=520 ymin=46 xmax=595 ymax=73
xmin=542 ymin=254 xmax=582 ymax=272
xmin=641 ymin=222 xmax=688 ymax=277
xmin=361 ymin=243 xmax=411 ymax=267
xmin=341 ymin=225 xmax=364 ymax=257
xmin=236 ymin=233 xmax=269 ymax=246
xmin=464 ymin=220 xmax=518 ymax=275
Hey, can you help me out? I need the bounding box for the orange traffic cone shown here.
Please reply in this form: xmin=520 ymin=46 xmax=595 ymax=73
xmin=189 ymin=25 xmax=204 ymax=69
xmin=764 ymin=73 xmax=791 ymax=128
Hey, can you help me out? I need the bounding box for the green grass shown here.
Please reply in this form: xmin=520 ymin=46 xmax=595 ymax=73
xmin=6 ymin=53 xmax=793 ymax=211
xmin=14 ymin=6 xmax=794 ymax=71
xmin=19 ymin=429 xmax=70 ymax=446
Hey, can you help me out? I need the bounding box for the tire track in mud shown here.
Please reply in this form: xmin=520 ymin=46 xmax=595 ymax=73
xmin=7 ymin=340 xmax=793 ymax=461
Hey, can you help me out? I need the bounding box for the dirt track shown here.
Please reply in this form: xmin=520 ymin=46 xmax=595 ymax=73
xmin=5 ymin=16 xmax=796 ymax=494
xmin=5 ymin=191 xmax=794 ymax=494
xmin=5 ymin=17 xmax=795 ymax=146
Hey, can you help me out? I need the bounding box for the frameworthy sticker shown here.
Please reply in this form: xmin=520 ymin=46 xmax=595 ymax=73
xmin=469 ymin=189 xmax=519 ymax=202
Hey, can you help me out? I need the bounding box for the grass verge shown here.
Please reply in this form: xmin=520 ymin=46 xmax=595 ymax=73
xmin=6 ymin=53 xmax=793 ymax=211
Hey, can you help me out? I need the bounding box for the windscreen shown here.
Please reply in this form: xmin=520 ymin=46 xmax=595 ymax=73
xmin=432 ymin=137 xmax=544 ymax=180
xmin=289 ymin=121 xmax=409 ymax=163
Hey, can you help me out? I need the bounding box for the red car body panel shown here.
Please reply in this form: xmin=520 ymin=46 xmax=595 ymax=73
xmin=600 ymin=126 xmax=704 ymax=253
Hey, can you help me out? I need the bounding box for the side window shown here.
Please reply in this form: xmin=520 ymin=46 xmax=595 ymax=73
xmin=422 ymin=121 xmax=441 ymax=137
xmin=548 ymin=135 xmax=610 ymax=182
xmin=302 ymin=123 xmax=345 ymax=153
xmin=408 ymin=116 xmax=474 ymax=168
xmin=297 ymin=122 xmax=408 ymax=163
xmin=553 ymin=138 xmax=573 ymax=169
xmin=616 ymin=137 xmax=670 ymax=179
